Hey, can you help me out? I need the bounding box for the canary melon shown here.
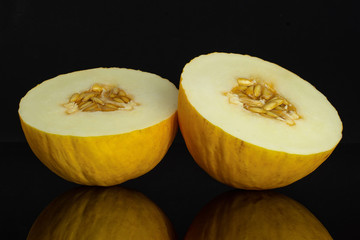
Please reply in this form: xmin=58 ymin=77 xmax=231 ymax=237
xmin=19 ymin=68 xmax=178 ymax=186
xmin=178 ymin=52 xmax=342 ymax=189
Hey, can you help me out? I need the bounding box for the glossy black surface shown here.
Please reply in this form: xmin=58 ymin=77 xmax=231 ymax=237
xmin=1 ymin=138 xmax=359 ymax=239
xmin=2 ymin=1 xmax=359 ymax=239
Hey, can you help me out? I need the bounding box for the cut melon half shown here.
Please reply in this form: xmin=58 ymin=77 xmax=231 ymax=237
xmin=178 ymin=52 xmax=342 ymax=190
xmin=19 ymin=68 xmax=178 ymax=186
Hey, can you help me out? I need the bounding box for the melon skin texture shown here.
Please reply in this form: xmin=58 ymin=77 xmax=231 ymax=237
xmin=20 ymin=114 xmax=177 ymax=186
xmin=178 ymin=53 xmax=342 ymax=190
xmin=27 ymin=186 xmax=176 ymax=240
xmin=19 ymin=68 xmax=178 ymax=186
xmin=185 ymin=190 xmax=332 ymax=239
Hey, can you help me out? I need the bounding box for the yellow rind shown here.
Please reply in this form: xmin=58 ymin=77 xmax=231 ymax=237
xmin=20 ymin=112 xmax=177 ymax=186
xmin=178 ymin=84 xmax=335 ymax=190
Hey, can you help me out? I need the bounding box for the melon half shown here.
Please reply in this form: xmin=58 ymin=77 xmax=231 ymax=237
xmin=19 ymin=68 xmax=178 ymax=186
xmin=178 ymin=52 xmax=342 ymax=190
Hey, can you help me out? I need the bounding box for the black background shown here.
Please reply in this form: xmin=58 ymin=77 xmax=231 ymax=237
xmin=2 ymin=0 xmax=359 ymax=239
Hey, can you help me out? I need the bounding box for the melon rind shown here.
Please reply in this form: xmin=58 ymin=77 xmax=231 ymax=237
xmin=20 ymin=114 xmax=177 ymax=186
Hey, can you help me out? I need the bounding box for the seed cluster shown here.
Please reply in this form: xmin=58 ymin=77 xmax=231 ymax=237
xmin=63 ymin=83 xmax=136 ymax=114
xmin=227 ymin=78 xmax=301 ymax=126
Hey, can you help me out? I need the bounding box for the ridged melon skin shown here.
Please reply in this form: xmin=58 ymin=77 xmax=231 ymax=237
xmin=20 ymin=113 xmax=177 ymax=186
xmin=178 ymin=85 xmax=335 ymax=190
xmin=185 ymin=190 xmax=332 ymax=239
xmin=27 ymin=186 xmax=176 ymax=240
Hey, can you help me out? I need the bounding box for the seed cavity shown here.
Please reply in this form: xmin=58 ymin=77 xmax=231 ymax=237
xmin=63 ymin=83 xmax=138 ymax=114
xmin=226 ymin=77 xmax=301 ymax=126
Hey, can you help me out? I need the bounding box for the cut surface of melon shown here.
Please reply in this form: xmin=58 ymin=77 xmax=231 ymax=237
xmin=19 ymin=68 xmax=178 ymax=137
xmin=181 ymin=53 xmax=342 ymax=155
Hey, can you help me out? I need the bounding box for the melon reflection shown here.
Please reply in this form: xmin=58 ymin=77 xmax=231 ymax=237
xmin=185 ymin=190 xmax=332 ymax=240
xmin=27 ymin=186 xmax=175 ymax=240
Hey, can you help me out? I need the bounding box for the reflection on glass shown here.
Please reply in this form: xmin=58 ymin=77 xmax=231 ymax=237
xmin=185 ymin=190 xmax=332 ymax=240
xmin=27 ymin=186 xmax=175 ymax=240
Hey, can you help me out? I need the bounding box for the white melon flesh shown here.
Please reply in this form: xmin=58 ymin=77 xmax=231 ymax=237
xmin=19 ymin=68 xmax=178 ymax=137
xmin=181 ymin=53 xmax=342 ymax=155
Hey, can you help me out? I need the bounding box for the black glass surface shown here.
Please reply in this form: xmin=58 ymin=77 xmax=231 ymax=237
xmin=1 ymin=138 xmax=359 ymax=239
xmin=2 ymin=1 xmax=359 ymax=239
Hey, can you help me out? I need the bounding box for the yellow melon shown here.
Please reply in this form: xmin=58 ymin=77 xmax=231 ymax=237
xmin=19 ymin=68 xmax=178 ymax=186
xmin=178 ymin=52 xmax=342 ymax=189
